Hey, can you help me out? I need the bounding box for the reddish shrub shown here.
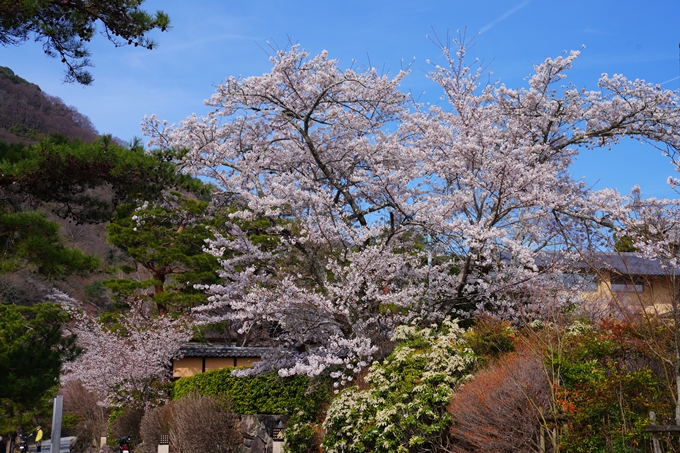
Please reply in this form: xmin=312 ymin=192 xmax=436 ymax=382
xmin=448 ymin=348 xmax=551 ymax=453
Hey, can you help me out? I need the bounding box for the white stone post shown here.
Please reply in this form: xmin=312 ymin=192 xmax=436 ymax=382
xmin=158 ymin=434 xmax=170 ymax=453
xmin=50 ymin=396 xmax=63 ymax=453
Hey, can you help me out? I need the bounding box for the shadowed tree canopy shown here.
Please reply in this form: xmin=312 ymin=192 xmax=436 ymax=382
xmin=105 ymin=189 xmax=223 ymax=315
xmin=0 ymin=135 xmax=195 ymax=223
xmin=0 ymin=135 xmax=197 ymax=277
xmin=0 ymin=0 xmax=170 ymax=85
xmin=0 ymin=303 xmax=79 ymax=408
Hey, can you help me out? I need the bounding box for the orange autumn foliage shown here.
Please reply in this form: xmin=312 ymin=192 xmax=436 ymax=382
xmin=448 ymin=347 xmax=551 ymax=453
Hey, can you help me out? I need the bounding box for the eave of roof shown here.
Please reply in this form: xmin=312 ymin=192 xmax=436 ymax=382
xmin=530 ymin=250 xmax=679 ymax=277
xmin=581 ymin=252 xmax=677 ymax=277
xmin=179 ymin=343 xmax=271 ymax=358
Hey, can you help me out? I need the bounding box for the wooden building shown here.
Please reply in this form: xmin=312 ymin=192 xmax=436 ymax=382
xmin=579 ymin=252 xmax=680 ymax=316
xmin=172 ymin=344 xmax=269 ymax=378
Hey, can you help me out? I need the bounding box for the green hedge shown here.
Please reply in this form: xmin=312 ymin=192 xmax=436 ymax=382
xmin=172 ymin=367 xmax=330 ymax=416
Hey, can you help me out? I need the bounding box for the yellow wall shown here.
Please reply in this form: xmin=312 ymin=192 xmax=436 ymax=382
xmin=173 ymin=357 xmax=203 ymax=378
xmin=236 ymin=357 xmax=259 ymax=367
xmin=583 ymin=271 xmax=675 ymax=316
xmin=205 ymin=357 xmax=235 ymax=371
xmin=172 ymin=356 xmax=261 ymax=378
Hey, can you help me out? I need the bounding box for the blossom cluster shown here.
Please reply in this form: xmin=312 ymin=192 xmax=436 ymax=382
xmin=53 ymin=290 xmax=193 ymax=407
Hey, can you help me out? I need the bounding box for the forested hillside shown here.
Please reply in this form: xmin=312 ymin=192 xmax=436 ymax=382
xmin=0 ymin=65 xmax=209 ymax=441
xmin=0 ymin=67 xmax=114 ymax=306
xmin=0 ymin=66 xmax=98 ymax=144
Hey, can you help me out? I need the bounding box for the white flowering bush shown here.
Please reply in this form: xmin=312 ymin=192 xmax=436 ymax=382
xmin=322 ymin=318 xmax=476 ymax=453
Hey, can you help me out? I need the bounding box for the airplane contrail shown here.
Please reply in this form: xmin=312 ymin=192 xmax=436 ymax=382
xmin=479 ymin=0 xmax=531 ymax=34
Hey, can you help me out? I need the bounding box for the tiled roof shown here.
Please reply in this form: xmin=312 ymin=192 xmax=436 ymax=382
xmin=515 ymin=250 xmax=678 ymax=276
xmin=585 ymin=252 xmax=676 ymax=277
xmin=535 ymin=251 xmax=678 ymax=276
xmin=179 ymin=343 xmax=271 ymax=358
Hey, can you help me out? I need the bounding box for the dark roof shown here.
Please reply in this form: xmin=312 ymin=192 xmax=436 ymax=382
xmin=517 ymin=250 xmax=678 ymax=277
xmin=179 ymin=343 xmax=271 ymax=358
xmin=585 ymin=252 xmax=675 ymax=277
xmin=534 ymin=251 xmax=678 ymax=277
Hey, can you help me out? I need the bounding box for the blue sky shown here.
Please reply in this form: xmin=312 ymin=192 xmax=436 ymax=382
xmin=3 ymin=0 xmax=680 ymax=198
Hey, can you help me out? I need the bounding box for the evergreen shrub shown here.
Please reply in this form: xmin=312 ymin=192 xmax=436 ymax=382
xmin=322 ymin=318 xmax=476 ymax=453
xmin=553 ymin=318 xmax=671 ymax=453
xmin=172 ymin=366 xmax=330 ymax=416
xmin=173 ymin=367 xmax=331 ymax=452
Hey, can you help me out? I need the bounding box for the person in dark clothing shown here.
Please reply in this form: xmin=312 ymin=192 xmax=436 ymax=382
xmin=0 ymin=435 xmax=7 ymax=453
xmin=9 ymin=430 xmax=18 ymax=453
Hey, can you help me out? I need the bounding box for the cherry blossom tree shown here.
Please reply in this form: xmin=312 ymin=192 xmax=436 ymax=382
xmin=145 ymin=46 xmax=427 ymax=379
xmin=143 ymin=40 xmax=680 ymax=379
xmin=410 ymin=43 xmax=680 ymax=318
xmin=53 ymin=290 xmax=192 ymax=408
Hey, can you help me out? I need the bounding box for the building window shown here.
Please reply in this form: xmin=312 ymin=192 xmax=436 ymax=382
xmin=610 ymin=275 xmax=644 ymax=293
xmin=558 ymin=273 xmax=598 ymax=291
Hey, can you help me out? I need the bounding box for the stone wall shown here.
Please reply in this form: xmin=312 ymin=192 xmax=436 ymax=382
xmin=238 ymin=415 xmax=288 ymax=453
xmin=92 ymin=414 xmax=289 ymax=453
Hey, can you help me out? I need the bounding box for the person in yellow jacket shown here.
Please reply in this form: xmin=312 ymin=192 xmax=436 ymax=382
xmin=35 ymin=426 xmax=43 ymax=452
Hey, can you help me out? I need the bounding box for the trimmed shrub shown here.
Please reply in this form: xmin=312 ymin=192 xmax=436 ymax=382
xmin=173 ymin=366 xmax=331 ymax=452
xmin=139 ymin=404 xmax=173 ymax=453
xmin=173 ymin=367 xmax=330 ymax=416
xmin=61 ymin=381 xmax=109 ymax=453
xmin=139 ymin=393 xmax=241 ymax=453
